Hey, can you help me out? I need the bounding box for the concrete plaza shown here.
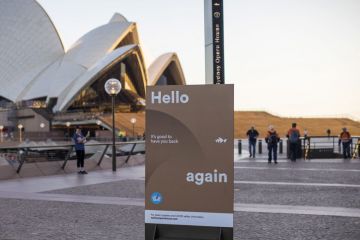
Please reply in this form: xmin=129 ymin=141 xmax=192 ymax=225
xmin=0 ymin=149 xmax=360 ymax=239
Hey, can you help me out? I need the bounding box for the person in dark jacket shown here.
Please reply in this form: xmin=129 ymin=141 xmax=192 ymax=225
xmin=339 ymin=127 xmax=351 ymax=159
xmin=287 ymin=123 xmax=301 ymax=161
xmin=265 ymin=126 xmax=280 ymax=164
xmin=73 ymin=127 xmax=87 ymax=174
xmin=246 ymin=126 xmax=259 ymax=158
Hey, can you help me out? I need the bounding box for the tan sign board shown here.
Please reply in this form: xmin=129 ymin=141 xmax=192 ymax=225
xmin=145 ymin=84 xmax=234 ymax=229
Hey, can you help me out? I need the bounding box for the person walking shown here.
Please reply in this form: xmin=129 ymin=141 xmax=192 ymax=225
xmin=73 ymin=126 xmax=88 ymax=174
xmin=339 ymin=127 xmax=351 ymax=159
xmin=265 ymin=126 xmax=280 ymax=164
xmin=246 ymin=126 xmax=259 ymax=158
xmin=287 ymin=123 xmax=301 ymax=162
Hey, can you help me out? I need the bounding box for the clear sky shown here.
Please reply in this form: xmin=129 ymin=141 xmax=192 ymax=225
xmin=38 ymin=0 xmax=360 ymax=119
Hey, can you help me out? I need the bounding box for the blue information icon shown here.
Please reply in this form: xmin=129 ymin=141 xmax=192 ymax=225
xmin=151 ymin=192 xmax=163 ymax=204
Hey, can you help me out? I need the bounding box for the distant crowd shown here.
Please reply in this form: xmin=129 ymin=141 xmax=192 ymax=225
xmin=246 ymin=123 xmax=354 ymax=163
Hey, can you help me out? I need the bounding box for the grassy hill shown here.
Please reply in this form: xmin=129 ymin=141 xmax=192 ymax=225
xmin=100 ymin=111 xmax=360 ymax=139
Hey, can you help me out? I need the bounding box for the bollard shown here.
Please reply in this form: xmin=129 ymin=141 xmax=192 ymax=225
xmin=279 ymin=139 xmax=283 ymax=154
xmin=238 ymin=139 xmax=242 ymax=155
xmin=258 ymin=139 xmax=262 ymax=154
xmin=338 ymin=142 xmax=342 ymax=154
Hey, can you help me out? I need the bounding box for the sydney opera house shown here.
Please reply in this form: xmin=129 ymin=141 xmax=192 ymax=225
xmin=0 ymin=0 xmax=185 ymax=138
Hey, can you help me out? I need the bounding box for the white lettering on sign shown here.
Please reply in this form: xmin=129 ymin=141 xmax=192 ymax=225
xmin=186 ymin=169 xmax=228 ymax=186
xmin=151 ymin=91 xmax=189 ymax=104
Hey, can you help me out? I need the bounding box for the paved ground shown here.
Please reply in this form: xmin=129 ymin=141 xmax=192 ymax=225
xmin=0 ymin=148 xmax=360 ymax=239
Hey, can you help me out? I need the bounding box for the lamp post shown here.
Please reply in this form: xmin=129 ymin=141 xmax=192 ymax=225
xmin=66 ymin=121 xmax=71 ymax=139
xmin=96 ymin=120 xmax=102 ymax=139
xmin=0 ymin=125 xmax=3 ymax=143
xmin=17 ymin=124 xmax=23 ymax=142
xmin=104 ymin=78 xmax=122 ymax=172
xmin=130 ymin=117 xmax=137 ymax=138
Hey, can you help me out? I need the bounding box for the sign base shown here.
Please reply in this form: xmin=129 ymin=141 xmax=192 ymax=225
xmin=145 ymin=223 xmax=233 ymax=240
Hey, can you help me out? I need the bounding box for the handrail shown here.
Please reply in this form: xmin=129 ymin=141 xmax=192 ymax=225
xmin=0 ymin=140 xmax=145 ymax=150
xmin=0 ymin=141 xmax=145 ymax=174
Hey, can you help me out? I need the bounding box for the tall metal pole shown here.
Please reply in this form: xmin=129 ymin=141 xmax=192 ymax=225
xmin=19 ymin=128 xmax=22 ymax=142
xmin=204 ymin=0 xmax=225 ymax=84
xmin=132 ymin=123 xmax=135 ymax=138
xmin=112 ymin=95 xmax=116 ymax=172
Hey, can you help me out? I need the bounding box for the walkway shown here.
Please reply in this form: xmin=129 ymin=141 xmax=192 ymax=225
xmin=0 ymin=152 xmax=360 ymax=239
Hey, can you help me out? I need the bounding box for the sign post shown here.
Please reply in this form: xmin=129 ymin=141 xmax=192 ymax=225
xmin=204 ymin=0 xmax=225 ymax=84
xmin=145 ymin=85 xmax=234 ymax=239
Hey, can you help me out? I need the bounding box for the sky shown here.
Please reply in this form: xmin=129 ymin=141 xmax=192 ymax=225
xmin=38 ymin=0 xmax=360 ymax=120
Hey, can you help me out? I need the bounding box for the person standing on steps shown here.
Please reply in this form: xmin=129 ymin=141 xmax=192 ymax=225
xmin=287 ymin=123 xmax=301 ymax=162
xmin=265 ymin=126 xmax=280 ymax=164
xmin=73 ymin=126 xmax=88 ymax=174
xmin=246 ymin=126 xmax=259 ymax=158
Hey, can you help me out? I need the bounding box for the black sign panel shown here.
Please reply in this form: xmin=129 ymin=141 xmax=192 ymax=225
xmin=212 ymin=0 xmax=224 ymax=84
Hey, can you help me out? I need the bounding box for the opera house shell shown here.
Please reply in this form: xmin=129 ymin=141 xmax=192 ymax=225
xmin=0 ymin=0 xmax=186 ymax=118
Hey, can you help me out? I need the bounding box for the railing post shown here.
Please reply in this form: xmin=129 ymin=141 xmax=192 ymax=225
xmin=238 ymin=139 xmax=242 ymax=154
xmin=97 ymin=144 xmax=110 ymax=166
xmin=61 ymin=146 xmax=73 ymax=169
xmin=339 ymin=140 xmax=342 ymax=154
xmin=303 ymin=138 xmax=306 ymax=160
xmin=125 ymin=143 xmax=137 ymax=164
xmin=304 ymin=137 xmax=311 ymax=160
xmin=16 ymin=148 xmax=26 ymax=174
xmin=279 ymin=139 xmax=283 ymax=154
xmin=258 ymin=139 xmax=262 ymax=154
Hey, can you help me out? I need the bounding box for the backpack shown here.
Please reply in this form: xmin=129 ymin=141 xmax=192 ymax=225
xmin=289 ymin=129 xmax=300 ymax=143
xmin=268 ymin=132 xmax=278 ymax=144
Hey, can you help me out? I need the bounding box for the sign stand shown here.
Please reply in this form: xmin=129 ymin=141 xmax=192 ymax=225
xmin=146 ymin=224 xmax=232 ymax=240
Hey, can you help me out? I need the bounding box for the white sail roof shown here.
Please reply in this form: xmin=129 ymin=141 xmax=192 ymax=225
xmin=148 ymin=53 xmax=186 ymax=86
xmin=56 ymin=44 xmax=146 ymax=112
xmin=0 ymin=1 xmax=185 ymax=114
xmin=0 ymin=0 xmax=64 ymax=102
xmin=19 ymin=19 xmax=138 ymax=102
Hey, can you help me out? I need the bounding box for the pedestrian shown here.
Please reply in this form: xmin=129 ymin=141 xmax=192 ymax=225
xmin=304 ymin=129 xmax=308 ymax=139
xmin=287 ymin=123 xmax=301 ymax=161
xmin=73 ymin=126 xmax=88 ymax=174
xmin=327 ymin=129 xmax=331 ymax=138
xmin=352 ymin=139 xmax=360 ymax=159
xmin=339 ymin=127 xmax=351 ymax=159
xmin=265 ymin=126 xmax=280 ymax=164
xmin=246 ymin=126 xmax=259 ymax=158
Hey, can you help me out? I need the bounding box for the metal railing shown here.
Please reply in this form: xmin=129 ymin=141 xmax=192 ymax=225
xmin=0 ymin=141 xmax=145 ymax=174
xmin=237 ymin=139 xmax=284 ymax=155
xmin=236 ymin=136 xmax=360 ymax=160
xmin=302 ymin=136 xmax=360 ymax=159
